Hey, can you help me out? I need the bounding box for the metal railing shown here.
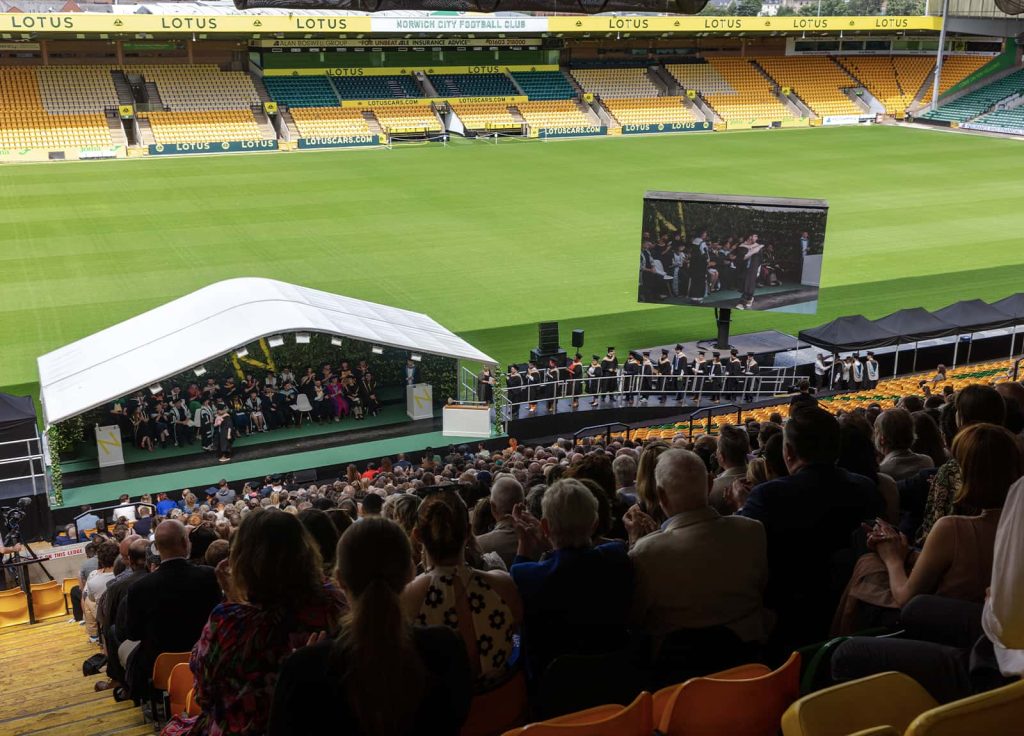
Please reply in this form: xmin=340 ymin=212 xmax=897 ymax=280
xmin=0 ymin=435 xmax=46 ymax=500
xmin=572 ymin=422 xmax=632 ymax=446
xmin=687 ymin=404 xmax=743 ymax=440
xmin=497 ymin=367 xmax=796 ymax=430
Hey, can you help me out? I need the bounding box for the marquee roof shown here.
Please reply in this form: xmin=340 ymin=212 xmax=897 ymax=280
xmin=37 ymin=277 xmax=495 ymax=426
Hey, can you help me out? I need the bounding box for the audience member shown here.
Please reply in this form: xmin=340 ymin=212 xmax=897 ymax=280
xmin=738 ymin=407 xmax=882 ymax=645
xmin=875 ymin=408 xmax=935 ymax=481
xmin=204 ymin=539 xmax=230 ymax=568
xmin=709 ymin=424 xmax=748 ymax=514
xmin=297 ymin=508 xmax=341 ymax=574
xmin=164 ymin=510 xmax=345 ymax=736
xmin=121 ymin=520 xmax=221 ymax=700
xmin=476 ymin=476 xmax=524 ymax=569
xmin=509 ymin=479 xmax=633 ymax=682
xmin=628 ymin=449 xmax=769 ymax=653
xmin=911 ymin=410 xmax=949 ymax=468
xmin=612 ymin=454 xmax=638 ymax=506
xmin=83 ymin=541 xmax=119 ymax=642
xmin=403 ymin=489 xmax=522 ymax=690
xmin=96 ymin=538 xmax=149 ymax=692
xmin=269 ymin=519 xmax=472 ymax=736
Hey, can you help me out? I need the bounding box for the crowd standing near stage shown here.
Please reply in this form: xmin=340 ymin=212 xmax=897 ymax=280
xmin=64 ymin=374 xmax=1024 ymax=736
xmin=104 ymin=358 xmax=393 ymax=463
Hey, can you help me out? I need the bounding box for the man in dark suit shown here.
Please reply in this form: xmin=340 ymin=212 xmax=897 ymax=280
xmin=737 ymin=406 xmax=883 ymax=646
xmin=121 ymin=519 xmax=222 ymax=700
xmin=97 ymin=538 xmax=150 ymax=690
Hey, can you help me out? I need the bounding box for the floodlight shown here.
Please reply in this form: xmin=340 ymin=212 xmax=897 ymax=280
xmin=295 ymin=333 xmax=311 ymax=345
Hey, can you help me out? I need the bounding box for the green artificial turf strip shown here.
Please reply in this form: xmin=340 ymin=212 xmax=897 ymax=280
xmin=2 ymin=126 xmax=1023 ymax=402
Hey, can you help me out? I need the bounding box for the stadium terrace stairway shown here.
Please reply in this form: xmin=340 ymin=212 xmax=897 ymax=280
xmin=919 ymin=55 xmax=991 ymax=107
xmin=0 ymin=619 xmax=151 ymax=736
xmin=837 ymin=56 xmax=935 ymax=116
xmin=510 ymin=71 xmax=575 ymax=100
xmin=331 ymin=74 xmax=423 ymax=100
xmin=263 ymin=75 xmax=339 ymax=107
xmin=429 ymin=73 xmax=518 ymax=98
xmin=756 ymin=57 xmax=864 ymax=118
xmin=921 ymin=68 xmax=1024 ymax=124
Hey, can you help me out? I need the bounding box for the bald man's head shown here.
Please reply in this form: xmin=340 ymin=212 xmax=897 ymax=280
xmin=119 ymin=533 xmax=141 ymax=561
xmin=154 ymin=519 xmax=189 ymax=559
xmin=127 ymin=538 xmax=149 ymax=570
xmin=654 ymin=449 xmax=711 ymax=516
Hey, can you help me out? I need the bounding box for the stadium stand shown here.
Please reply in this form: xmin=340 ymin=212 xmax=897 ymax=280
xmin=838 ymin=56 xmax=935 ymax=116
xmin=756 ymin=56 xmax=864 ymax=117
xmin=701 ymin=57 xmax=795 ymax=122
xmin=289 ymin=107 xmax=373 ymax=138
xmin=330 ymin=74 xmax=423 ymax=100
xmin=429 ymin=73 xmax=519 ymax=98
xmin=126 ymin=65 xmax=260 ymax=111
xmin=602 ymin=96 xmax=698 ymax=126
xmin=262 ymin=76 xmax=339 ymax=108
xmin=570 ymin=67 xmax=660 ymax=98
xmin=144 ymin=110 xmax=263 ymax=144
xmin=509 ymin=71 xmax=576 ymax=100
xmin=921 ymin=68 xmax=1024 ymax=123
xmin=449 ymin=101 xmax=520 ymax=130
xmin=36 ymin=66 xmax=119 ymax=114
xmin=0 ymin=67 xmax=115 ymax=149
xmin=370 ymin=104 xmax=443 ymax=134
xmin=968 ymin=105 xmax=1024 ymax=133
xmin=516 ymin=100 xmax=595 ymax=130
xmin=918 ymin=55 xmax=991 ymax=106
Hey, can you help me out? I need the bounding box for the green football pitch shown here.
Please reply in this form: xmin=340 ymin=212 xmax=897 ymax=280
xmin=2 ymin=125 xmax=1023 ymax=402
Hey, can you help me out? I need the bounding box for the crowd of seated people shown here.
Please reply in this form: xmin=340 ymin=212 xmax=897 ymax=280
xmin=104 ymin=359 xmax=386 ymax=462
xmin=67 ymin=377 xmax=1024 ymax=734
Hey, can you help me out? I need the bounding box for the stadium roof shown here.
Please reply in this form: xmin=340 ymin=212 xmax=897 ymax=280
xmin=36 ymin=278 xmax=496 ymax=427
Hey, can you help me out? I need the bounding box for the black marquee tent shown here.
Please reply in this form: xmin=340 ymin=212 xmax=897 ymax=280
xmin=797 ymin=293 xmax=1024 ymax=370
xmin=0 ymin=393 xmax=49 ymax=540
xmin=797 ymin=315 xmax=899 ymax=354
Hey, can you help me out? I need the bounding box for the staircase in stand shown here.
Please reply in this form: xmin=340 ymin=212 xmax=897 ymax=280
xmin=110 ymin=70 xmax=135 ymax=106
xmin=508 ymin=106 xmax=527 ymax=125
xmin=136 ymin=117 xmax=156 ymax=146
xmin=252 ymin=107 xmax=278 ymax=140
xmin=250 ymin=74 xmax=273 ymax=103
xmin=105 ymin=111 xmax=129 ymax=147
xmin=362 ymin=110 xmax=384 ymax=137
xmin=144 ymin=81 xmax=164 ymax=109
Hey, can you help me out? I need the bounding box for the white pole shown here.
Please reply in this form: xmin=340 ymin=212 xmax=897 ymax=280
xmin=930 ymin=0 xmax=950 ymax=113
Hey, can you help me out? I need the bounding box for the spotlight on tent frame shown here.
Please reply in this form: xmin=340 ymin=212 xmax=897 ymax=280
xmin=194 ymin=366 xmax=207 ymax=377
xmin=331 ymin=337 xmax=343 ymax=347
xmin=268 ymin=335 xmax=285 ymax=348
xmin=295 ymin=333 xmax=311 ymax=345
xmin=372 ymin=345 xmax=384 ymax=355
xmin=236 ymin=347 xmax=249 ymax=359
xmin=410 ymin=353 xmax=422 ymax=362
xmin=149 ymin=384 xmax=163 ymax=395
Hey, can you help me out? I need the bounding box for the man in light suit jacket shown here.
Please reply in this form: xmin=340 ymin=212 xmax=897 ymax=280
xmin=476 ymin=476 xmax=523 ymax=569
xmin=121 ymin=520 xmax=222 ymax=700
xmin=628 ymin=449 xmax=770 ymax=653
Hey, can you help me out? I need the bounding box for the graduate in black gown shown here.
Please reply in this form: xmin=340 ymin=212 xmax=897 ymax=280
xmin=215 ymin=404 xmax=235 ymax=463
xmin=725 ymin=349 xmax=743 ymax=401
xmin=525 ymin=362 xmax=541 ymax=414
xmin=544 ymin=359 xmax=560 ymax=413
xmin=587 ymin=355 xmax=603 ymax=408
xmin=360 ymin=372 xmax=382 ymax=416
xmin=672 ymin=344 xmax=689 ymax=403
xmin=344 ymin=377 xmax=364 ymax=420
xmin=600 ymin=348 xmax=618 ymax=403
xmin=688 ymin=231 xmax=710 ymax=303
xmin=506 ymin=365 xmax=525 ymax=417
xmin=657 ymin=349 xmax=672 ymax=404
xmin=477 ymin=368 xmax=495 ymax=405
xmin=736 ymin=234 xmax=766 ymax=310
xmin=622 ymin=352 xmax=641 ymax=406
xmin=707 ymin=352 xmax=725 ymax=403
xmin=565 ymin=354 xmax=584 ymax=410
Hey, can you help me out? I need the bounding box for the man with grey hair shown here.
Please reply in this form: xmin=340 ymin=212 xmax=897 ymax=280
xmin=613 ymin=454 xmax=638 ymax=507
xmin=510 ymin=479 xmax=633 ymax=682
xmin=476 ymin=475 xmax=524 ymax=568
xmin=710 ymin=424 xmax=749 ymax=514
xmin=628 ymin=449 xmax=769 ymax=652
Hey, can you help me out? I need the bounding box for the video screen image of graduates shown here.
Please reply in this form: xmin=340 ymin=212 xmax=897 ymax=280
xmin=638 ymin=192 xmax=829 ymax=315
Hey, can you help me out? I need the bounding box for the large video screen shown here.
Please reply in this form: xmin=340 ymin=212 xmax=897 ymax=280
xmin=638 ymin=191 xmax=829 ymax=314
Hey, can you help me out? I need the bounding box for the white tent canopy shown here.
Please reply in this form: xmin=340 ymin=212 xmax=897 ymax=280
xmin=37 ymin=277 xmax=496 ymax=426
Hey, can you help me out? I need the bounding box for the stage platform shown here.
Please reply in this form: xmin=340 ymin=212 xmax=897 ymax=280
xmin=60 ymin=402 xmax=501 ymax=507
xmin=634 ymin=329 xmax=806 ymax=361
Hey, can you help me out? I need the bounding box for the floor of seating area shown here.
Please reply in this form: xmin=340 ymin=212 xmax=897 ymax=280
xmin=0 ymin=619 xmax=150 ymax=736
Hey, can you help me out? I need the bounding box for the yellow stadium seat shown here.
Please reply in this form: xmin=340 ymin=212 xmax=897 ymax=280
xmin=29 ymin=581 xmax=67 ymax=622
xmin=0 ymin=588 xmax=30 ymax=628
xmin=905 ymin=680 xmax=1024 ymax=736
xmin=781 ymin=672 xmax=938 ymax=736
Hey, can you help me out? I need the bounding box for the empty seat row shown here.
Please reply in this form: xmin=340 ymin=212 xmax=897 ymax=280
xmin=571 ymin=67 xmax=660 ymax=99
xmin=450 ymin=102 xmax=520 ymax=130
xmin=144 ymin=110 xmax=263 ymax=144
xmin=430 ymin=73 xmax=519 ymax=98
xmin=516 ymin=100 xmax=594 ymax=130
xmin=602 ymin=97 xmax=698 ymax=126
xmin=263 ymin=76 xmax=339 ymax=108
xmin=330 ymin=75 xmax=423 ymax=100
xmin=756 ymin=57 xmax=863 ymax=117
xmin=921 ymin=68 xmax=1024 ymax=123
xmin=289 ymin=107 xmax=373 ymax=137
xmin=510 ymin=71 xmax=576 ymax=100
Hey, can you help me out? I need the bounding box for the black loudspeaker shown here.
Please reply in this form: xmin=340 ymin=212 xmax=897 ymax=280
xmin=538 ymin=322 xmax=559 ymax=353
xmin=293 ymin=469 xmax=317 ymax=484
xmin=571 ymin=329 xmax=585 ymax=348
xmin=530 ymin=348 xmax=568 ymax=367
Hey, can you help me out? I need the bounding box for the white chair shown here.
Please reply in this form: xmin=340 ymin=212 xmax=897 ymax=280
xmin=290 ymin=393 xmax=313 ymax=425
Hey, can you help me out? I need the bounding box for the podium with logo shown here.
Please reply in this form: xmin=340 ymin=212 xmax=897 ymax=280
xmin=406 ymin=383 xmax=433 ymax=421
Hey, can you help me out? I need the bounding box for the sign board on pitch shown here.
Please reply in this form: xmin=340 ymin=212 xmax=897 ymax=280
xmin=95 ymin=425 xmax=125 ymax=467
xmin=442 ymin=404 xmax=491 ymax=438
xmin=406 ymin=384 xmax=434 ymax=421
